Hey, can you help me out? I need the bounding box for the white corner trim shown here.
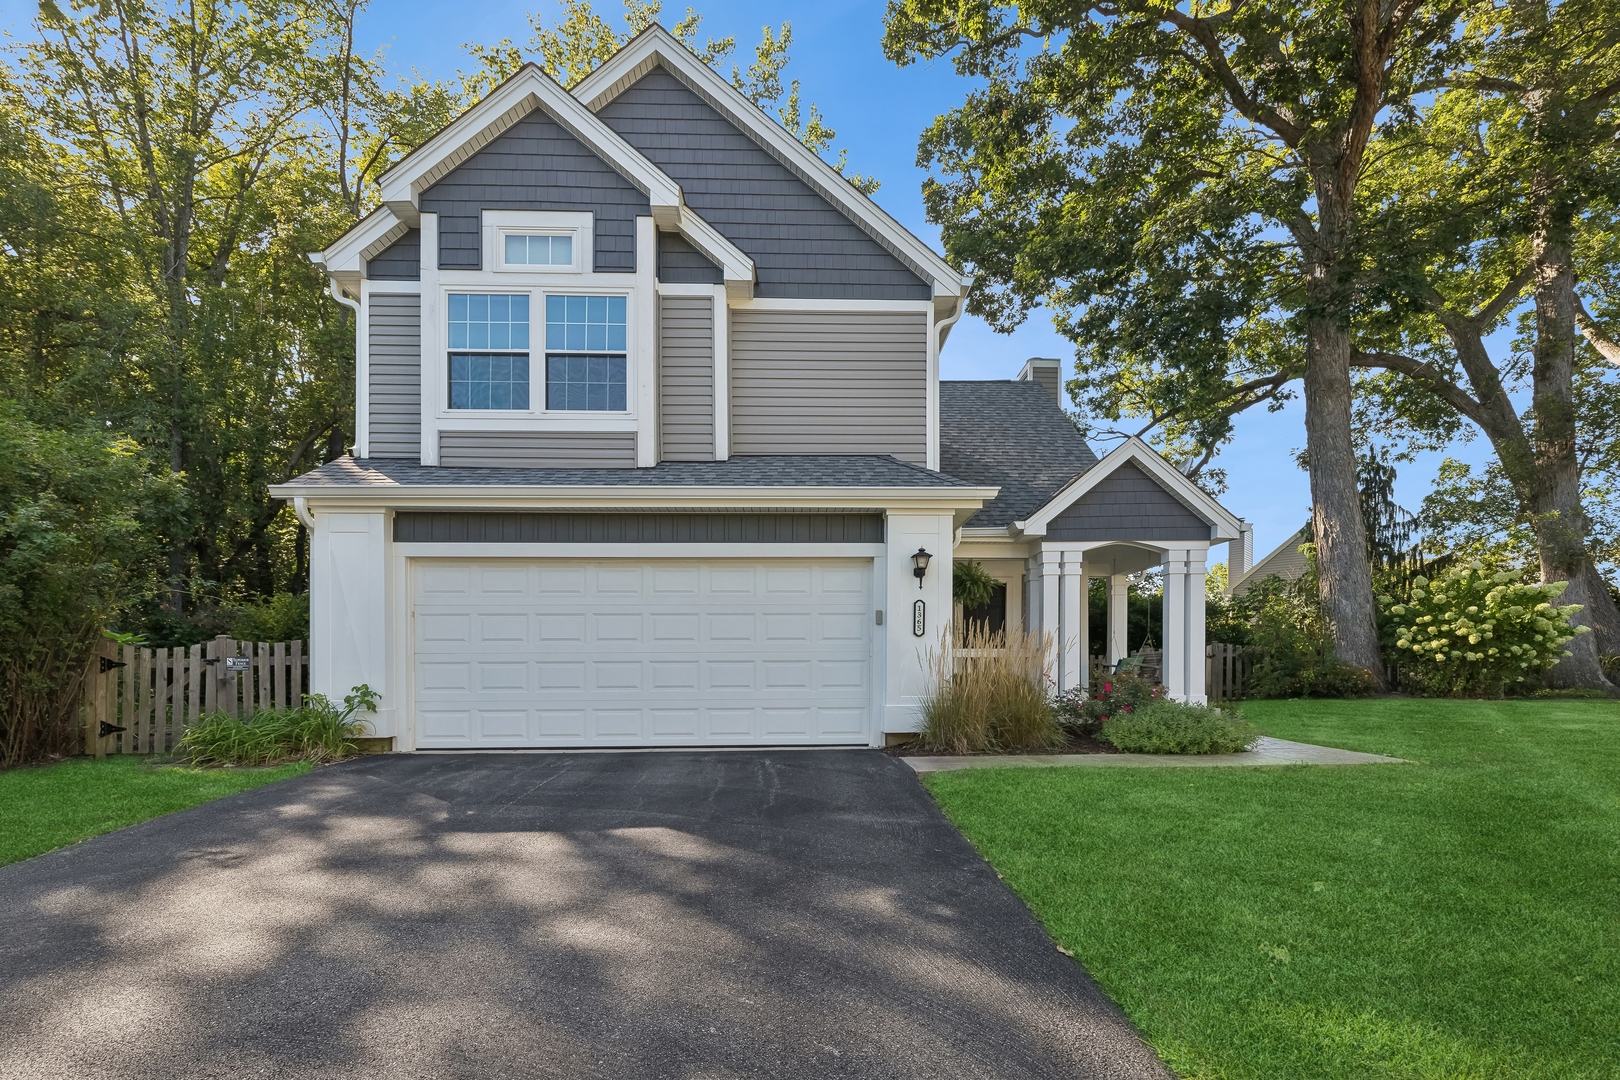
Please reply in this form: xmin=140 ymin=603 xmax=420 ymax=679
xmin=571 ymin=26 xmax=963 ymax=298
xmin=374 ymin=66 xmax=684 ymax=227
xmin=711 ymin=284 xmax=730 ymax=461
xmin=1013 ymin=437 xmax=1245 ymax=540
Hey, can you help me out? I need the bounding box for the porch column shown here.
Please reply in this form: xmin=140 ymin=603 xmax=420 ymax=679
xmin=1038 ymin=551 xmax=1063 ymax=679
xmin=1185 ymin=548 xmax=1209 ymax=704
xmin=1077 ymin=562 xmax=1091 ymax=689
xmin=1162 ymin=550 xmax=1188 ymax=700
xmin=1059 ymin=552 xmax=1084 ymax=692
xmin=1106 ymin=573 xmax=1129 ymax=666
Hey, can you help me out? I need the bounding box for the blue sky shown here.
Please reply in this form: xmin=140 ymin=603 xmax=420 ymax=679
xmin=2 ymin=0 xmax=1501 ymax=564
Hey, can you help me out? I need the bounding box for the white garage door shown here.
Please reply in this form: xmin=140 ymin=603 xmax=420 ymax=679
xmin=411 ymin=559 xmax=873 ymax=748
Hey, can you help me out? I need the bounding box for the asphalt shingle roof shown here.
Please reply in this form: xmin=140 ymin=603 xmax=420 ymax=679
xmin=284 ymin=454 xmax=977 ymax=489
xmin=940 ymin=381 xmax=1099 ymax=528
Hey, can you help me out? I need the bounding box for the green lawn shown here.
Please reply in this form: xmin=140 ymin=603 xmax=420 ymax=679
xmin=923 ymin=698 xmax=1620 ymax=1080
xmin=0 ymin=756 xmax=309 ymax=868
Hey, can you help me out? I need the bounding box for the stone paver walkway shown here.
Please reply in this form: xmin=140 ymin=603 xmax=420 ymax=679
xmin=903 ymin=736 xmax=1406 ymax=773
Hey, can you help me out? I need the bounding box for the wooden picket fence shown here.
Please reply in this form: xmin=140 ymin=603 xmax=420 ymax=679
xmin=82 ymin=635 xmax=307 ymax=756
xmin=1206 ymin=642 xmax=1250 ymax=702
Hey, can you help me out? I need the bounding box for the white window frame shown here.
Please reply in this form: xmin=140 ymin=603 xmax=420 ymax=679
xmin=483 ymin=209 xmax=593 ymax=275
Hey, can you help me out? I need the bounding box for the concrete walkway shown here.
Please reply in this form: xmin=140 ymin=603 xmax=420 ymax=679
xmin=904 ymin=736 xmax=1406 ymax=773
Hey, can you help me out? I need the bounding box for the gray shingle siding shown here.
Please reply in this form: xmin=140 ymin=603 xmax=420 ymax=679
xmin=394 ymin=511 xmax=883 ymax=544
xmin=419 ymin=110 xmax=650 ymax=272
xmin=367 ymin=294 xmax=422 ymax=459
xmin=596 ymin=67 xmax=930 ymax=300
xmin=367 ymin=228 xmax=421 ymax=280
xmin=940 ymin=381 xmax=1098 ymax=527
xmin=658 ymin=230 xmax=723 ymax=284
xmin=1045 ymin=461 xmax=1213 ymax=541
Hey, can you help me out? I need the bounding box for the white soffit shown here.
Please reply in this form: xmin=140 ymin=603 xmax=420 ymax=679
xmin=572 ymin=25 xmax=964 ymax=301
xmin=1014 ymin=437 xmax=1245 ymax=540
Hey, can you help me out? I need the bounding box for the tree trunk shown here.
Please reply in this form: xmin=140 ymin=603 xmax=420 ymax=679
xmin=1304 ymin=313 xmax=1386 ymax=682
xmin=1530 ymin=222 xmax=1616 ymax=692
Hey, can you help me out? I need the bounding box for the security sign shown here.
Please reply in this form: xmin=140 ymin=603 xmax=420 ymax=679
xmin=224 ymin=657 xmax=252 ymax=671
xmin=913 ymin=599 xmax=926 ymax=637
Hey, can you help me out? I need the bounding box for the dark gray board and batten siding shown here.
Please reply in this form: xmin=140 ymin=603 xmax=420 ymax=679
xmin=394 ymin=512 xmax=884 ymax=544
xmin=659 ymin=295 xmax=715 ymax=461
xmin=367 ymin=294 xmax=422 ymax=459
xmin=597 ymin=67 xmax=930 ymax=301
xmin=438 ymin=430 xmax=637 ymax=468
xmin=1045 ymin=462 xmax=1214 ymax=541
xmin=418 ymin=110 xmax=650 ymax=272
xmin=730 ymin=310 xmax=928 ymax=465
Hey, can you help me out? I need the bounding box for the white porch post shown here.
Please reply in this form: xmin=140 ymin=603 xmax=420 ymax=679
xmin=1185 ymin=547 xmax=1209 ymax=704
xmin=1106 ymin=573 xmax=1129 ymax=666
xmin=1038 ymin=551 xmax=1063 ymax=680
xmin=1162 ymin=550 xmax=1189 ymax=700
xmin=1077 ymin=562 xmax=1091 ymax=689
xmin=1059 ymin=552 xmax=1084 ymax=692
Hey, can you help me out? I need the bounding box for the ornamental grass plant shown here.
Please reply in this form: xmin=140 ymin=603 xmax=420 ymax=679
xmin=179 ymin=685 xmax=377 ymax=766
xmin=1382 ymin=563 xmax=1586 ymax=697
xmin=917 ymin=620 xmax=1063 ymax=754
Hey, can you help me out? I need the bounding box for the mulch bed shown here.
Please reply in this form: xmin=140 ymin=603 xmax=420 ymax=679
xmin=887 ymin=732 xmax=1121 ymax=757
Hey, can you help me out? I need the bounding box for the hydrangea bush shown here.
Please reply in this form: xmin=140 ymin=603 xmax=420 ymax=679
xmin=1382 ymin=563 xmax=1587 ymax=697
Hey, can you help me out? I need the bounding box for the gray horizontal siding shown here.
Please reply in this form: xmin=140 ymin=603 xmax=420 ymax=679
xmin=597 ymin=67 xmax=930 ymax=301
xmin=658 ymin=231 xmax=723 ymax=284
xmin=438 ymin=430 xmax=637 ymax=468
xmin=394 ymin=511 xmax=883 ymax=543
xmin=660 ymin=295 xmax=715 ymax=462
xmin=367 ymin=294 xmax=421 ymax=459
xmin=419 ymin=110 xmax=650 ymax=272
xmin=730 ymin=310 xmax=927 ymax=464
xmin=1045 ymin=462 xmax=1213 ymax=541
xmin=367 ymin=228 xmax=421 ymax=280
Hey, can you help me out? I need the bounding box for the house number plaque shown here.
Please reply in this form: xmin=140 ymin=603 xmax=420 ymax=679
xmin=912 ymin=599 xmax=926 ymax=637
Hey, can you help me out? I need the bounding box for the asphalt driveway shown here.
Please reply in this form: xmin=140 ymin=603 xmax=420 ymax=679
xmin=0 ymin=750 xmax=1170 ymax=1079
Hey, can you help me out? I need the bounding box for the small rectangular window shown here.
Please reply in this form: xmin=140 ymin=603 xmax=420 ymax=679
xmin=503 ymin=233 xmax=573 ymax=267
xmin=447 ymin=293 xmax=530 ymax=410
xmin=544 ymin=295 xmax=628 ymax=411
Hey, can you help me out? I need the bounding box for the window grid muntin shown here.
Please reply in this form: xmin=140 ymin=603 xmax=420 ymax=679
xmin=544 ymin=294 xmax=628 ymax=412
xmin=503 ymin=233 xmax=574 ymax=268
xmin=447 ymin=292 xmax=531 ymax=411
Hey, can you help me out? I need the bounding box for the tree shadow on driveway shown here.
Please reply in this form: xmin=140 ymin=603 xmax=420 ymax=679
xmin=0 ymin=750 xmax=1172 ymax=1080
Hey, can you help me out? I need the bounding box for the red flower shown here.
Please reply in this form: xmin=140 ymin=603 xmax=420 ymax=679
xmin=1103 ymin=682 xmax=1113 ymax=693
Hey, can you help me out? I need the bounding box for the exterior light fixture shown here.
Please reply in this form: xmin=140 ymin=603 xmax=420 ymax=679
xmin=912 ymin=547 xmax=932 ymax=588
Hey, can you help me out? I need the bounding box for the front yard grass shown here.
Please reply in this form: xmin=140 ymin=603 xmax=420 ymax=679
xmin=923 ymin=698 xmax=1620 ymax=1080
xmin=0 ymin=756 xmax=308 ymax=868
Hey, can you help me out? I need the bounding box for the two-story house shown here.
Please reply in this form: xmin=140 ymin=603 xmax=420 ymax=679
xmin=272 ymin=26 xmax=1250 ymax=751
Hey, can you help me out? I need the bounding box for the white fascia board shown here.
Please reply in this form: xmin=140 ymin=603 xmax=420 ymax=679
xmin=376 ymin=65 xmax=683 ymax=226
xmin=319 ymin=206 xmax=409 ymax=280
xmin=268 ymin=483 xmax=1000 ymax=515
xmin=1013 ymin=437 xmax=1245 ymax=540
xmin=674 ymin=207 xmax=755 ymax=301
xmin=572 ymin=26 xmax=964 ymax=299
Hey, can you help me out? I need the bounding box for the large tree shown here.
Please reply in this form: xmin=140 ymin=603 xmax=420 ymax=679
xmin=883 ymin=0 xmax=1471 ymax=682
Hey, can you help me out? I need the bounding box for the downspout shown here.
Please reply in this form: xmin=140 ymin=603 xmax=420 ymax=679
xmin=292 ymin=497 xmax=316 ymax=530
xmin=934 ymin=275 xmax=973 ymax=352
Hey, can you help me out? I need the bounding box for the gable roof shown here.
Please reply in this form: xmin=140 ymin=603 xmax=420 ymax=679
xmin=1015 ymin=437 xmax=1245 ymax=542
xmin=572 ymin=25 xmax=964 ymax=308
xmin=940 ymin=381 xmax=1099 ymax=528
xmin=1229 ymin=528 xmax=1309 ymax=594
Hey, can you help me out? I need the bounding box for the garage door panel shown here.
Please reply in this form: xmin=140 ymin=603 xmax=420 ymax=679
xmin=413 ymin=559 xmax=870 ymax=748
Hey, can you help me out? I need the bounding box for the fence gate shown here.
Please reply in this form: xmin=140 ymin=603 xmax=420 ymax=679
xmin=1206 ymin=642 xmax=1249 ymax=702
xmin=82 ymin=635 xmax=308 ymax=756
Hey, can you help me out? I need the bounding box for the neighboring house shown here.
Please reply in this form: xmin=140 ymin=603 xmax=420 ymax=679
xmin=271 ymin=26 xmax=1250 ymax=751
xmin=1226 ymin=529 xmax=1308 ymax=596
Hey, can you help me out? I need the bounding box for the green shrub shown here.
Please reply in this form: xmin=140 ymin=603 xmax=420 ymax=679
xmin=918 ymin=621 xmax=1064 ymax=753
xmin=1235 ymin=572 xmax=1377 ymax=699
xmin=1382 ymin=563 xmax=1586 ymax=697
xmin=1098 ymin=701 xmax=1260 ymax=754
xmin=952 ymin=559 xmax=999 ymax=609
xmin=179 ymin=684 xmax=377 ymax=766
xmin=1053 ymin=671 xmax=1163 ymax=736
xmin=227 ymin=592 xmax=309 ymax=643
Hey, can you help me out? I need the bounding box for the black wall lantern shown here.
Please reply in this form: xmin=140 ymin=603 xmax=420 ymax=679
xmin=912 ymin=547 xmax=932 ymax=588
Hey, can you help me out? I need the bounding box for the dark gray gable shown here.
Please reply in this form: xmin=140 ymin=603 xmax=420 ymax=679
xmin=367 ymin=227 xmax=421 ymax=280
xmin=657 ymin=230 xmax=722 ymax=284
xmin=596 ymin=67 xmax=930 ymax=300
xmin=419 ymin=109 xmax=651 ymax=272
xmin=1045 ymin=461 xmax=1213 ymax=541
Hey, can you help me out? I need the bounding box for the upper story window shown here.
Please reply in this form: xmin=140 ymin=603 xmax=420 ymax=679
xmin=545 ymin=295 xmax=627 ymax=411
xmin=503 ymin=233 xmax=573 ymax=268
xmin=448 ymin=293 xmax=529 ymax=410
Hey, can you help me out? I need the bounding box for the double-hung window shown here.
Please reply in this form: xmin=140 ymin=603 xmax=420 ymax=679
xmin=448 ymin=293 xmax=529 ymax=410
xmin=545 ymin=295 xmax=627 ymax=411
